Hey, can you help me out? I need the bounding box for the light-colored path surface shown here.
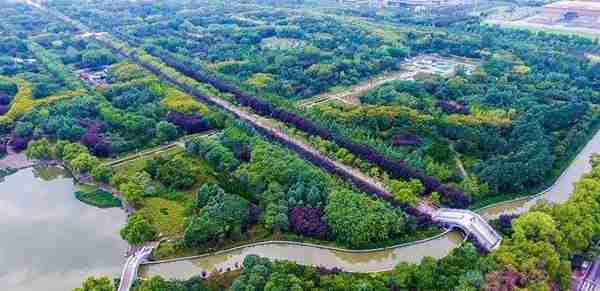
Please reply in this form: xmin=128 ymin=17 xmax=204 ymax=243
xmin=297 ymin=54 xmax=477 ymax=108
xmin=103 ymin=131 xmax=219 ymax=169
xmin=117 ymin=247 xmax=153 ymax=291
xmin=297 ymin=70 xmax=419 ymax=108
xmin=140 ymin=129 xmax=600 ymax=280
xmin=0 ymin=148 xmax=35 ymax=170
xmin=433 ymin=208 xmax=502 ymax=251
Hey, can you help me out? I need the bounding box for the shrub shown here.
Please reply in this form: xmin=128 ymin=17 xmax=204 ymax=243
xmin=435 ymin=100 xmax=469 ymax=115
xmin=184 ymin=192 xmax=250 ymax=247
xmin=80 ymin=122 xmax=112 ymax=157
xmin=70 ymin=153 xmax=100 ymax=174
xmin=9 ymin=136 xmax=29 ymax=152
xmin=186 ymin=137 xmax=240 ymax=173
xmin=167 ymin=111 xmax=211 ymax=134
xmin=156 ymin=121 xmax=178 ymax=143
xmin=0 ymin=95 xmax=11 ymax=106
xmin=153 ymin=155 xmax=197 ymax=189
xmin=13 ymin=121 xmax=34 ymax=138
xmin=75 ymin=189 xmax=121 ymax=208
xmin=160 ymin=87 xmax=211 ymax=115
xmin=91 ymin=164 xmax=113 ymax=183
xmin=0 ymin=142 xmax=7 ymax=157
xmin=390 ymin=133 xmax=422 ymax=147
xmin=289 ymin=207 xmax=329 ymax=239
xmin=324 ymin=189 xmax=405 ymax=247
xmin=25 ymin=138 xmax=52 ymax=160
xmin=120 ymin=213 xmax=157 ymax=245
xmin=0 ymin=80 xmax=17 ymax=96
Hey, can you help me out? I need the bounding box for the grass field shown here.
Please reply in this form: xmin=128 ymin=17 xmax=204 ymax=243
xmin=140 ymin=197 xmax=187 ymax=237
xmin=113 ymin=146 xmax=184 ymax=176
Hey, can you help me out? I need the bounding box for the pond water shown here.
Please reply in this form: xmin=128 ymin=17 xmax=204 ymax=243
xmin=0 ymin=167 xmax=127 ymax=291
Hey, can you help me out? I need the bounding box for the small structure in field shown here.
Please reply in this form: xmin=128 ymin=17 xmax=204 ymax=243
xmin=76 ymin=66 xmax=109 ymax=88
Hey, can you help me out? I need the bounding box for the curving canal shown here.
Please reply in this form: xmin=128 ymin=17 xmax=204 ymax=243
xmin=140 ymin=232 xmax=464 ymax=278
xmin=478 ymin=129 xmax=600 ymax=219
xmin=2 ymin=130 xmax=598 ymax=286
xmin=0 ymin=167 xmax=127 ymax=291
xmin=140 ymin=130 xmax=600 ymax=279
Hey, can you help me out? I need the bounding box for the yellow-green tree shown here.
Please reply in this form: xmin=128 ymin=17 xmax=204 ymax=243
xmin=73 ymin=276 xmax=113 ymax=291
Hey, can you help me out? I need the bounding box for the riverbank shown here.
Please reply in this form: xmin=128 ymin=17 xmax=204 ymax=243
xmin=139 ymin=124 xmax=600 ymax=278
xmin=470 ymin=123 xmax=600 ymax=210
xmin=140 ymin=231 xmax=464 ymax=279
xmin=151 ymin=226 xmax=444 ymax=261
xmin=476 ymin=127 xmax=600 ymax=219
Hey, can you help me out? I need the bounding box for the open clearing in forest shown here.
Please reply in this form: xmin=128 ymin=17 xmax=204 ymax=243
xmin=297 ymin=54 xmax=478 ymax=108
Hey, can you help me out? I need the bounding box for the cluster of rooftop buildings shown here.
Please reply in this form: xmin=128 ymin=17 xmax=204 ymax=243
xmin=529 ymin=0 xmax=600 ymax=28
xmin=337 ymin=0 xmax=470 ymax=8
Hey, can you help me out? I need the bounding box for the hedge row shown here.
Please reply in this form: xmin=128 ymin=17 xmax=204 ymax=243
xmin=143 ymin=46 xmax=469 ymax=208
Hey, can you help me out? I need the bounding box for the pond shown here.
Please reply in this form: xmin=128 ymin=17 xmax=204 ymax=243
xmin=0 ymin=167 xmax=127 ymax=291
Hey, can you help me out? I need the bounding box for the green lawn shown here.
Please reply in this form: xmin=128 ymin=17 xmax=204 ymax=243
xmin=140 ymin=197 xmax=186 ymax=237
xmin=113 ymin=146 xmax=184 ymax=176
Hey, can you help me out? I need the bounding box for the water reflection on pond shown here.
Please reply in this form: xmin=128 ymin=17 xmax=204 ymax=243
xmin=0 ymin=167 xmax=127 ymax=291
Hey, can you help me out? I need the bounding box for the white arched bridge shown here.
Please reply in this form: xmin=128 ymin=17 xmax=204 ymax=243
xmin=432 ymin=208 xmax=502 ymax=251
xmin=117 ymin=246 xmax=153 ymax=291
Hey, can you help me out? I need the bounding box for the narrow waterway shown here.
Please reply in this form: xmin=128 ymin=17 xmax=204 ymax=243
xmin=140 ymin=232 xmax=463 ymax=279
xmin=140 ymin=130 xmax=600 ymax=280
xmin=0 ymin=167 xmax=127 ymax=291
xmin=478 ymin=129 xmax=600 ymax=219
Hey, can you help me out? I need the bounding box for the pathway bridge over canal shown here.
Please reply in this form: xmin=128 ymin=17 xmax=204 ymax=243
xmin=432 ymin=208 xmax=502 ymax=251
xmin=117 ymin=246 xmax=153 ymax=291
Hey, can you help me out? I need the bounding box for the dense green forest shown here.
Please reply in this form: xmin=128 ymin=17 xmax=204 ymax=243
xmin=45 ymin=0 xmax=600 ymax=208
xmin=1 ymin=0 xmax=600 ymax=290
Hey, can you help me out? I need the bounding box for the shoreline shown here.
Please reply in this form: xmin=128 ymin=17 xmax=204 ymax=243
xmin=3 ymin=125 xmax=599 ymax=274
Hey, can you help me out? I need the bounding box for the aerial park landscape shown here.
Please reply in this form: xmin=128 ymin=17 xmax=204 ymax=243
xmin=1 ymin=0 xmax=600 ymax=290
